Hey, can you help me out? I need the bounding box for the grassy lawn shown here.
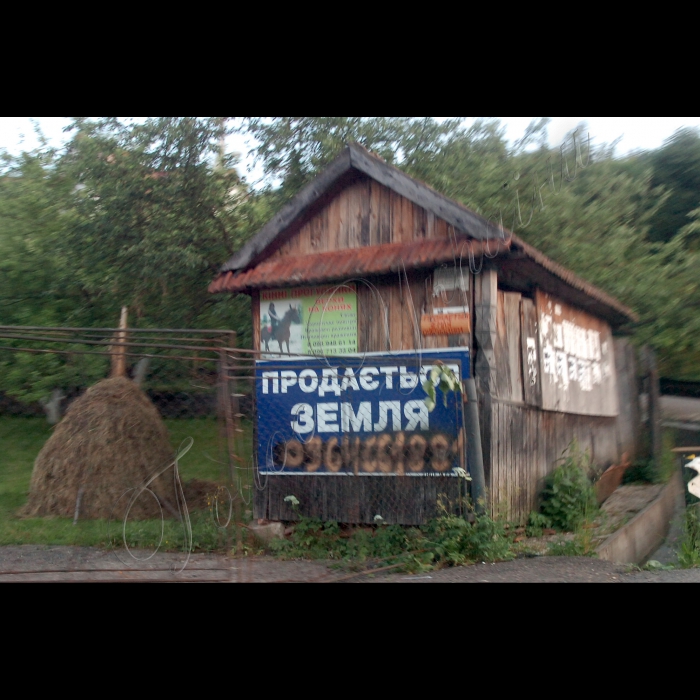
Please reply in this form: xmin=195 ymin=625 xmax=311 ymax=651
xmin=0 ymin=416 xmax=252 ymax=550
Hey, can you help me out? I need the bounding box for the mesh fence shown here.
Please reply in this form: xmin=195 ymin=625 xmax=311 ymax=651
xmin=224 ymin=348 xmax=474 ymax=527
xmin=0 ymin=327 xmax=475 ymax=547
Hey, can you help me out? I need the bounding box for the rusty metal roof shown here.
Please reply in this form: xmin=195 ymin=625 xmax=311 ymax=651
xmin=209 ymin=238 xmax=510 ymax=294
xmin=210 ymin=144 xmax=639 ymax=327
xmin=508 ymin=234 xmax=638 ymax=325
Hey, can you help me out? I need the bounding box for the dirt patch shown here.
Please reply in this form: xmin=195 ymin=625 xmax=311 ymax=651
xmin=182 ymin=480 xmax=224 ymax=512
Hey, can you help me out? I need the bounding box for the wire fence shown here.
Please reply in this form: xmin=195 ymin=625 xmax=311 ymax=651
xmin=0 ymin=325 xmax=476 ymax=572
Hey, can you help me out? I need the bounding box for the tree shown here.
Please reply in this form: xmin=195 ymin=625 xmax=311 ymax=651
xmin=240 ymin=116 xmax=700 ymax=379
xmin=647 ymin=128 xmax=700 ymax=244
xmin=0 ymin=118 xmax=268 ymax=402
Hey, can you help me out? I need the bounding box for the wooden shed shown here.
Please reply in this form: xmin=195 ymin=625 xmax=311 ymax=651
xmin=210 ymin=144 xmax=641 ymax=525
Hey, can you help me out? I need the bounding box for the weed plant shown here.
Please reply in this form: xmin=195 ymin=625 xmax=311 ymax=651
xmin=538 ymin=442 xmax=599 ymax=533
xmin=679 ymin=506 xmax=700 ymax=569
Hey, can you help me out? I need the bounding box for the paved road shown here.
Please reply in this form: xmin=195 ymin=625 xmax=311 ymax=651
xmin=1 ymin=546 xmax=699 ymax=583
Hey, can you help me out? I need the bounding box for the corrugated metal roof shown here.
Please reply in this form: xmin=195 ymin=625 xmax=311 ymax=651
xmin=509 ymin=234 xmax=638 ymax=323
xmin=209 ymin=238 xmax=510 ymax=294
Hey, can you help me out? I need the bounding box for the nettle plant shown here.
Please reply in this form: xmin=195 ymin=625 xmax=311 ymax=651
xmin=423 ymin=364 xmax=461 ymax=413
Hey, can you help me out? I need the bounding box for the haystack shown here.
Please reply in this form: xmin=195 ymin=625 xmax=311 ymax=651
xmin=24 ymin=377 xmax=178 ymax=521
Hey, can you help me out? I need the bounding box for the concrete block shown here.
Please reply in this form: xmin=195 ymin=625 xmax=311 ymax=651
xmin=597 ymin=472 xmax=685 ymax=565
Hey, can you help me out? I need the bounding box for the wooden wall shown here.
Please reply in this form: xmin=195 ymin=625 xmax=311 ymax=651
xmin=476 ymin=269 xmax=641 ymax=523
xmin=254 ymin=269 xmax=472 ymax=357
xmin=249 ymin=180 xmax=642 ymax=526
xmin=271 ymin=178 xmax=453 ymax=260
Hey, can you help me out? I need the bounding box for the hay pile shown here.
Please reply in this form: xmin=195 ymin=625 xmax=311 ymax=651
xmin=24 ymin=378 xmax=178 ymax=521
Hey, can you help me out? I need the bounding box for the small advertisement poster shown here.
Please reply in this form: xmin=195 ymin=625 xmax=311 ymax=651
xmin=260 ymin=285 xmax=358 ymax=358
xmin=256 ymin=348 xmax=471 ymax=477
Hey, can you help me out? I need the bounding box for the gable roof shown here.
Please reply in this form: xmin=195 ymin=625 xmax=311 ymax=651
xmin=221 ymin=143 xmax=506 ymax=274
xmin=212 ymin=144 xmax=638 ymax=328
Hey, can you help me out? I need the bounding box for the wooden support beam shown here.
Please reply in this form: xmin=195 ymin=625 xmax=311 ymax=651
xmin=111 ymin=307 xmax=129 ymax=379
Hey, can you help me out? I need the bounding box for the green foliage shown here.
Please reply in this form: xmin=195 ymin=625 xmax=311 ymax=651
xmin=421 ymin=513 xmax=514 ymax=567
xmin=678 ymin=507 xmax=700 ymax=569
xmin=271 ymin=509 xmax=514 ymax=571
xmin=0 ymin=117 xmax=261 ymax=403
xmin=624 ymin=432 xmax=678 ymax=486
xmin=647 ymin=128 xmax=700 ymax=244
xmin=623 ymin=459 xmax=658 ymax=485
xmin=6 ymin=115 xmax=700 ymax=398
xmin=540 ymin=443 xmax=599 ymax=533
xmin=423 ymin=364 xmax=461 ymax=412
xmin=526 ymin=512 xmax=553 ymax=538
xmin=241 ymin=116 xmax=700 ymax=381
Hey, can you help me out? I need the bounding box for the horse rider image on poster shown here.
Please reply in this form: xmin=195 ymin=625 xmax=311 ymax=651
xmin=262 ymin=301 xmax=302 ymax=356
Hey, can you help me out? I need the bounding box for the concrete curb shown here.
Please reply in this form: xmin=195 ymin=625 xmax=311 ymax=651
xmin=597 ymin=472 xmax=685 ymax=565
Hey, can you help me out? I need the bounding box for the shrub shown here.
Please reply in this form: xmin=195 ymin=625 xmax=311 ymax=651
xmin=540 ymin=442 xmax=598 ymax=533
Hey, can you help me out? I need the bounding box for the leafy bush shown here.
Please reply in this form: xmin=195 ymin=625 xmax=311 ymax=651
xmin=679 ymin=507 xmax=700 ymax=569
xmin=271 ymin=511 xmax=515 ymax=571
xmin=623 ymin=459 xmax=658 ymax=485
xmin=540 ymin=443 xmax=598 ymax=533
xmin=422 ymin=514 xmax=514 ymax=567
xmin=625 ymin=432 xmax=678 ymax=486
xmin=526 ymin=512 xmax=553 ymax=538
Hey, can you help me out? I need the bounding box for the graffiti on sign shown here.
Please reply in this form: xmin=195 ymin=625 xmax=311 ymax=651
xmin=536 ymin=291 xmax=619 ymax=417
xmin=256 ymin=349 xmax=470 ymax=477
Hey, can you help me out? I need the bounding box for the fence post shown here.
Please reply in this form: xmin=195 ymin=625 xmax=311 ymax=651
xmin=111 ymin=307 xmax=129 ymax=378
xmin=220 ymin=333 xmax=244 ymax=556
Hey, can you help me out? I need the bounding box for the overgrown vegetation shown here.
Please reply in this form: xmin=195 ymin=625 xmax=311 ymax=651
xmin=624 ymin=432 xmax=678 ymax=486
xmin=535 ymin=443 xmax=599 ymax=533
xmin=270 ymin=507 xmax=515 ymax=573
xmin=678 ymin=506 xmax=700 ymax=569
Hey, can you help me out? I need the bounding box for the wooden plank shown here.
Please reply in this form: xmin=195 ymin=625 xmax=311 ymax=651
xmin=357 ymin=284 xmax=370 ymax=354
xmin=252 ymin=292 xmax=261 ymax=353
xmin=379 ymin=184 xmax=392 ymax=245
xmin=402 ymin=194 xmax=415 ymax=245
xmin=407 ymin=271 xmax=428 ymax=351
xmin=505 ymin=293 xmax=524 ymax=404
xmin=401 ymin=275 xmax=417 ymax=352
xmin=414 ymin=204 xmax=428 ymax=240
xmin=367 ymin=281 xmax=390 ymax=353
xmin=494 ymin=292 xmax=524 ymax=404
xmin=434 ymin=217 xmax=449 ymax=239
xmin=325 ymin=196 xmax=342 ymax=253
xmin=359 ymin=180 xmax=372 ymax=249
xmin=389 ymin=284 xmax=404 ymax=352
xmin=425 ymin=211 xmax=437 ymax=239
xmin=310 ymin=206 xmax=325 ymax=252
xmin=343 ymin=183 xmax=359 ymax=250
xmin=391 ymin=191 xmax=405 ymax=244
xmin=369 ymin=180 xmax=381 ymax=246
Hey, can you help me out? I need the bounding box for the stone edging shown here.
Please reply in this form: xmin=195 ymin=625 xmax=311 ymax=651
xmin=596 ymin=472 xmax=685 ymax=565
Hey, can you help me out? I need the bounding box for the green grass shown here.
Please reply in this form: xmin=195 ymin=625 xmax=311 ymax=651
xmin=0 ymin=416 xmax=252 ymax=550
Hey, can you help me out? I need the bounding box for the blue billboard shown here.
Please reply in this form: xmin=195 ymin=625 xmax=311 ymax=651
xmin=256 ymin=348 xmax=470 ymax=477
